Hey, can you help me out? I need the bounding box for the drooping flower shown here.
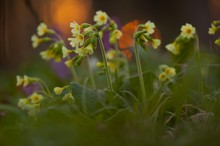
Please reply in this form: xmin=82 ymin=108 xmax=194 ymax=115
xmin=106 ymin=50 xmax=117 ymax=60
xmin=37 ymin=23 xmax=49 ymax=36
xmin=144 ymin=21 xmax=155 ymax=34
xmin=165 ymin=42 xmax=181 ymax=55
xmin=151 ymin=39 xmax=161 ymax=49
xmin=68 ymin=34 xmax=84 ymax=48
xmin=180 ymin=23 xmax=196 ymax=38
xmin=94 ymin=11 xmax=108 ymax=26
xmin=62 ymin=92 xmax=74 ymax=101
xmin=54 ymin=87 xmax=64 ymax=95
xmin=65 ymin=59 xmax=73 ymax=68
xmin=31 ymin=35 xmax=42 ymax=48
xmin=18 ymin=98 xmax=31 ymax=110
xmin=208 ymin=23 xmax=218 ymax=35
xmin=70 ymin=21 xmax=81 ymax=35
xmin=75 ymin=44 xmax=93 ymax=57
xmin=109 ymin=29 xmax=123 ymax=44
xmin=62 ymin=46 xmax=73 ymax=58
xmin=16 ymin=75 xmax=24 ymax=86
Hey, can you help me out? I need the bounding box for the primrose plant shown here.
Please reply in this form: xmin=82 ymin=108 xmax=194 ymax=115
xmin=16 ymin=10 xmax=207 ymax=123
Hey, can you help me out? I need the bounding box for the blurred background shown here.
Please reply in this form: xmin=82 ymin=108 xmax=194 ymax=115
xmin=0 ymin=0 xmax=220 ymax=70
xmin=0 ymin=0 xmax=220 ymax=89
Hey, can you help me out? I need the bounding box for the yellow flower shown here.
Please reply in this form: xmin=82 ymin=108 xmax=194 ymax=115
xmin=152 ymin=39 xmax=161 ymax=49
xmin=75 ymin=44 xmax=93 ymax=57
xmin=180 ymin=23 xmax=195 ymax=38
xmin=159 ymin=64 xmax=169 ymax=71
xmin=23 ymin=75 xmax=33 ymax=86
xmin=62 ymin=46 xmax=72 ymax=58
xmin=106 ymin=50 xmax=117 ymax=60
xmin=215 ymin=38 xmax=220 ymax=46
xmin=68 ymin=34 xmax=84 ymax=48
xmin=18 ymin=98 xmax=31 ymax=110
xmin=110 ymin=29 xmax=123 ymax=44
xmin=165 ymin=67 xmax=176 ymax=78
xmin=70 ymin=21 xmax=81 ymax=35
xmin=54 ymin=87 xmax=64 ymax=95
xmin=16 ymin=75 xmax=24 ymax=86
xmin=159 ymin=72 xmax=167 ymax=81
xmin=165 ymin=43 xmax=181 ymax=55
xmin=29 ymin=93 xmax=43 ymax=104
xmin=84 ymin=26 xmax=94 ymax=32
xmin=144 ymin=21 xmax=155 ymax=34
xmin=209 ymin=24 xmax=218 ymax=35
xmin=37 ymin=23 xmax=48 ymax=36
xmin=65 ymin=59 xmax=73 ymax=68
xmin=40 ymin=50 xmax=54 ymax=61
xmin=94 ymin=11 xmax=108 ymax=25
xmin=96 ymin=61 xmax=104 ymax=68
xmin=31 ymin=35 xmax=42 ymax=48
xmin=108 ymin=62 xmax=117 ymax=73
xmin=62 ymin=92 xmax=74 ymax=101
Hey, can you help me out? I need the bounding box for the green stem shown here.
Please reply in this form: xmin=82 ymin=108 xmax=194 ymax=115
xmin=134 ymin=41 xmax=147 ymax=103
xmin=194 ymin=33 xmax=204 ymax=96
xmin=37 ymin=79 xmax=53 ymax=97
xmin=67 ymin=55 xmax=79 ymax=82
xmin=98 ymin=37 xmax=114 ymax=92
xmin=86 ymin=56 xmax=96 ymax=89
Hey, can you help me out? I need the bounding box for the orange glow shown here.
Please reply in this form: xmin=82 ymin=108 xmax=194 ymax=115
xmin=209 ymin=0 xmax=220 ymax=18
xmin=46 ymin=0 xmax=92 ymax=33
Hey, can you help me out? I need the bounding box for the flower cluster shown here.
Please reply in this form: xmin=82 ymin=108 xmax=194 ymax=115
xmin=166 ymin=23 xmax=196 ymax=55
xmin=16 ymin=75 xmax=37 ymax=87
xmin=54 ymin=86 xmax=74 ymax=101
xmin=31 ymin=23 xmax=63 ymax=62
xmin=134 ymin=21 xmax=161 ymax=50
xmin=18 ymin=92 xmax=43 ymax=117
xmin=158 ymin=65 xmax=176 ymax=82
xmin=208 ymin=20 xmax=220 ymax=46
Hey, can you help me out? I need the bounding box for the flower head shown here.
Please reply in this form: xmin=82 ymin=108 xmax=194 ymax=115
xmin=180 ymin=23 xmax=195 ymax=38
xmin=75 ymin=44 xmax=93 ymax=57
xmin=62 ymin=46 xmax=72 ymax=58
xmin=23 ymin=75 xmax=33 ymax=87
xmin=151 ymin=39 xmax=161 ymax=49
xmin=165 ymin=67 xmax=176 ymax=78
xmin=18 ymin=98 xmax=31 ymax=110
xmin=65 ymin=59 xmax=73 ymax=68
xmin=159 ymin=72 xmax=167 ymax=81
xmin=144 ymin=21 xmax=155 ymax=34
xmin=158 ymin=65 xmax=176 ymax=82
xmin=209 ymin=24 xmax=218 ymax=35
xmin=54 ymin=87 xmax=64 ymax=95
xmin=106 ymin=50 xmax=117 ymax=60
xmin=94 ymin=11 xmax=108 ymax=26
xmin=68 ymin=34 xmax=84 ymax=48
xmin=37 ymin=23 xmax=49 ymax=36
xmin=31 ymin=35 xmax=42 ymax=48
xmin=70 ymin=21 xmax=81 ymax=35
xmin=16 ymin=75 xmax=24 ymax=86
xmin=29 ymin=93 xmax=43 ymax=104
xmin=62 ymin=92 xmax=74 ymax=101
xmin=109 ymin=29 xmax=123 ymax=44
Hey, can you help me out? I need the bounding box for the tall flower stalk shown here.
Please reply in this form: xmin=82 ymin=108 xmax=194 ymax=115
xmin=133 ymin=40 xmax=147 ymax=103
xmin=98 ymin=37 xmax=114 ymax=91
xmin=133 ymin=21 xmax=161 ymax=103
